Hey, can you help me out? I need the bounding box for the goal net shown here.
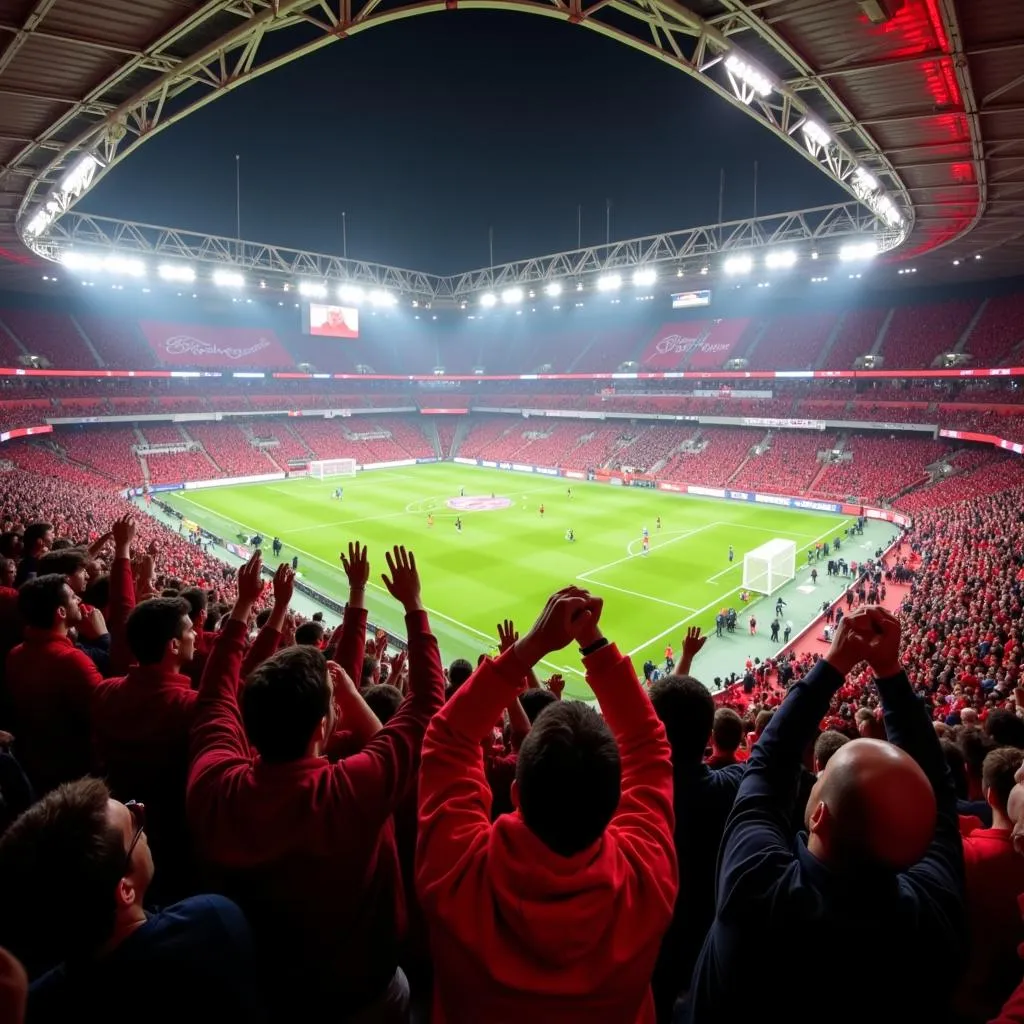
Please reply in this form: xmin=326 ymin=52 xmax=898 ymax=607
xmin=742 ymin=538 xmax=796 ymax=596
xmin=309 ymin=458 xmax=357 ymax=479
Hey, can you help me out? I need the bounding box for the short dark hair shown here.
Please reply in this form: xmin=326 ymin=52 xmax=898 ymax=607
xmin=0 ymin=532 xmax=21 ymax=558
xmin=0 ymin=778 xmax=124 ymax=966
xmin=23 ymin=522 xmax=52 ymax=552
xmin=519 ymin=688 xmax=558 ymax=724
xmin=753 ymin=709 xmax=774 ymax=736
xmin=712 ymin=707 xmax=744 ymax=754
xmin=255 ymin=608 xmax=272 ymax=629
xmin=649 ymin=674 xmax=714 ymax=765
xmin=448 ymin=659 xmax=474 ymax=695
xmin=983 ymin=746 xmax=1024 ymax=812
xmin=36 ymin=548 xmax=88 ymax=577
xmin=295 ymin=621 xmax=325 ymax=646
xmin=178 ymin=587 xmax=208 ymax=621
xmin=241 ymin=645 xmax=330 ymax=763
xmin=126 ymin=598 xmax=191 ymax=665
xmin=361 ymin=657 xmax=379 ymax=686
xmin=515 ymin=701 xmax=621 ymax=857
xmin=361 ymin=683 xmax=402 ymax=724
xmin=82 ymin=573 xmax=110 ymax=610
xmin=17 ymin=574 xmax=71 ymax=629
xmin=985 ymin=711 xmax=1024 ymax=751
xmin=814 ymin=729 xmax=850 ymax=771
xmin=940 ymin=739 xmax=969 ymax=800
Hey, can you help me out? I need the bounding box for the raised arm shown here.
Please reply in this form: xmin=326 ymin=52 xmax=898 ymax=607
xmin=570 ymin=600 xmax=677 ymax=909
xmin=716 ymin=613 xmax=870 ymax=920
xmin=336 ymin=547 xmax=444 ymax=824
xmin=330 ymin=541 xmax=369 ymax=683
xmin=188 ymin=554 xmax=264 ymax=806
xmin=240 ymin=564 xmax=290 ymax=676
xmin=107 ymin=514 xmax=138 ymax=676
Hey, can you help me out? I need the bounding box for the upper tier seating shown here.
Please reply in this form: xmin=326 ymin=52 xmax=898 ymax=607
xmin=810 ymin=435 xmax=950 ymax=502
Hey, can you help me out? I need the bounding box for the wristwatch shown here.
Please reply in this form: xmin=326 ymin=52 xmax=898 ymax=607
xmin=579 ymin=637 xmax=609 ymax=657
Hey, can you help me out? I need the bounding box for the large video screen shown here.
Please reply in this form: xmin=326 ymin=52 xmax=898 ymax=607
xmin=671 ymin=289 xmax=712 ymax=310
xmin=305 ymin=303 xmax=360 ymax=339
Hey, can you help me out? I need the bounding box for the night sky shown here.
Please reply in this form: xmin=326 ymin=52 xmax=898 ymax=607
xmin=81 ymin=11 xmax=845 ymax=275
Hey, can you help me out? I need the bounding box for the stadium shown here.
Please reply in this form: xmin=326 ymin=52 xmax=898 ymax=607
xmin=0 ymin=0 xmax=1023 ymax=1021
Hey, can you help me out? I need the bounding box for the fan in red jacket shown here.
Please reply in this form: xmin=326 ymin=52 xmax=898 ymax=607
xmin=417 ymin=587 xmax=677 ymax=1024
xmin=187 ymin=546 xmax=444 ymax=1022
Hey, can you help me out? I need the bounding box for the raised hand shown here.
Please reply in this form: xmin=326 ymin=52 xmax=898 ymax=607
xmin=235 ymin=552 xmax=265 ymax=610
xmin=112 ymin=514 xmax=136 ymax=556
xmin=381 ymin=546 xmax=423 ymax=612
xmin=860 ymin=606 xmax=903 ymax=678
xmin=77 ymin=606 xmax=108 ymax=641
xmin=546 ymin=673 xmax=565 ymax=699
xmin=327 ymin=660 xmax=357 ymax=697
xmin=515 ymin=587 xmax=597 ymax=667
xmin=272 ymin=563 xmax=295 ymax=609
xmin=824 ymin=606 xmax=872 ymax=677
xmin=497 ymin=619 xmax=519 ymax=653
xmin=340 ymin=542 xmax=369 ymax=591
xmin=679 ymin=626 xmax=707 ymax=674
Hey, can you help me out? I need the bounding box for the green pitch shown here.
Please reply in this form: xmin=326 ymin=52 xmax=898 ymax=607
xmin=166 ymin=463 xmax=849 ymax=700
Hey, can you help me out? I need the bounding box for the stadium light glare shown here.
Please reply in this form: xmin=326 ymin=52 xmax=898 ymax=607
xmin=103 ymin=255 xmax=146 ymax=277
xmin=480 ymin=292 xmax=498 ymax=308
xmin=59 ymin=153 xmax=101 ymax=195
xmin=369 ymin=289 xmax=397 ymax=307
xmin=212 ymin=269 xmax=245 ymax=288
xmin=501 ymin=287 xmax=524 ymax=305
xmin=632 ymin=267 xmax=657 ymax=287
xmin=298 ymin=281 xmax=327 ymax=299
xmin=158 ymin=264 xmax=196 ymax=283
xmin=724 ymin=54 xmax=772 ymax=97
xmin=60 ymin=251 xmax=102 ymax=272
xmin=544 ymin=282 xmax=562 ymax=297
xmin=596 ymin=273 xmax=622 ymax=292
xmin=853 ymin=167 xmax=878 ymax=192
xmin=765 ymin=250 xmax=797 ymax=270
xmin=25 ymin=210 xmax=51 ymax=237
xmin=723 ymin=254 xmax=753 ymax=275
xmin=802 ymin=120 xmax=831 ymax=148
xmin=338 ymin=284 xmax=365 ymax=304
xmin=839 ymin=241 xmax=878 ymax=261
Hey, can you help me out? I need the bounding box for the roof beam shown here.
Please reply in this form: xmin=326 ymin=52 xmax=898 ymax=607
xmin=0 ymin=0 xmax=58 ymax=77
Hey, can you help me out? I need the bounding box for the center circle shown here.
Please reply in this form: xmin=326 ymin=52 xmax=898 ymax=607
xmin=446 ymin=495 xmax=512 ymax=511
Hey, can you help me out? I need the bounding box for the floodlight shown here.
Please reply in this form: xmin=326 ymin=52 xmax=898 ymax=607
xmin=368 ymin=289 xmax=397 ymax=308
xmin=853 ymin=167 xmax=878 ymax=192
xmin=596 ymin=273 xmax=622 ymax=291
xmin=723 ymin=254 xmax=753 ymax=275
xmin=212 ymin=269 xmax=245 ymax=288
xmin=158 ymin=264 xmax=196 ymax=283
xmin=877 ymin=197 xmax=902 ymax=226
xmin=338 ymin=284 xmax=365 ymax=303
xmin=59 ymin=153 xmax=101 ymax=195
xmin=298 ymin=281 xmax=327 ymax=299
xmin=632 ymin=267 xmax=657 ymax=287
xmin=765 ymin=250 xmax=797 ymax=270
xmin=544 ymin=282 xmax=562 ymax=297
xmin=60 ymin=251 xmax=102 ymax=272
xmin=103 ymin=255 xmax=145 ymax=277
xmin=25 ymin=209 xmax=52 ymax=237
xmin=839 ymin=241 xmax=878 ymax=261
xmin=480 ymin=292 xmax=498 ymax=308
xmin=725 ymin=54 xmax=772 ymax=97
xmin=501 ymin=287 xmax=524 ymax=305
xmin=802 ymin=120 xmax=830 ymax=147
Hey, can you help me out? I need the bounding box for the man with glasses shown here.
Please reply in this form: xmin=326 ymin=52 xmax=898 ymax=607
xmin=0 ymin=778 xmax=264 ymax=1023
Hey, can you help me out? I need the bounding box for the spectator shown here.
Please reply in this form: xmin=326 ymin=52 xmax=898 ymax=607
xmin=0 ymin=778 xmax=263 ymax=1023
xmin=417 ymin=588 xmax=676 ymax=1023
xmin=813 ymin=729 xmax=850 ymax=773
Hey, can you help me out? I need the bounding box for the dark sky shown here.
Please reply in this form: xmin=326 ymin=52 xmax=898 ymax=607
xmin=81 ymin=11 xmax=845 ymax=275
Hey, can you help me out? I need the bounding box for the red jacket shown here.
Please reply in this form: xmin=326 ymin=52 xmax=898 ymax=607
xmin=186 ymin=610 xmax=443 ymax=1017
xmin=3 ymin=557 xmax=132 ymax=792
xmin=956 ymin=827 xmax=1024 ymax=1020
xmin=417 ymin=643 xmax=677 ymax=1024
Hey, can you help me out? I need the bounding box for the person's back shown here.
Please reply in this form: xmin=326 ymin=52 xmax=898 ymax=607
xmin=417 ymin=590 xmax=676 ymax=1024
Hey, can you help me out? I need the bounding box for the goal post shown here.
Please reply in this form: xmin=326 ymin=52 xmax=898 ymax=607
xmin=308 ymin=458 xmax=358 ymax=479
xmin=742 ymin=538 xmax=797 ymax=596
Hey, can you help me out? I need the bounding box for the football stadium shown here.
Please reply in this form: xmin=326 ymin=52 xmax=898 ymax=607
xmin=1 ymin=1 xmax=1024 ymax=1022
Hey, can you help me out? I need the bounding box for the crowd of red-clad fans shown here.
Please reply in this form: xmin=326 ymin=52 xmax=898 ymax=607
xmin=6 ymin=457 xmax=1024 ymax=1024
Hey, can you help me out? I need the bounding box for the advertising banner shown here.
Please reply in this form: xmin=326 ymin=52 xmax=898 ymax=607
xmin=140 ymin=322 xmax=294 ymax=368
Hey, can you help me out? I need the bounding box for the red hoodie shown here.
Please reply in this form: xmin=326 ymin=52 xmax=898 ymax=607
xmin=417 ymin=642 xmax=677 ymax=1024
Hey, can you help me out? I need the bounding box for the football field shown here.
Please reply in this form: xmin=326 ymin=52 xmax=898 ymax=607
xmin=166 ymin=463 xmax=849 ymax=699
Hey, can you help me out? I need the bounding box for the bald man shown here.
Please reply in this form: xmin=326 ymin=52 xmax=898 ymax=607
xmin=688 ymin=608 xmax=965 ymax=1024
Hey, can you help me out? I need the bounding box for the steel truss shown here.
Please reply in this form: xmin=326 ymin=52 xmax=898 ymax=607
xmin=46 ymin=202 xmax=891 ymax=303
xmin=10 ymin=0 xmax=910 ymax=259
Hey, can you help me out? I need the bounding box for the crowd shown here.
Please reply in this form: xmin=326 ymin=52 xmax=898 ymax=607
xmin=3 ymin=456 xmax=1024 ymax=1024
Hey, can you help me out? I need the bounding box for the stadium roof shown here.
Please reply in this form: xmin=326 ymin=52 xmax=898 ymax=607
xmin=0 ymin=0 xmax=1021 ymax=288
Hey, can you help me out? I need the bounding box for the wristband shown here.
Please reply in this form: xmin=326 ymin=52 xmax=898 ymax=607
xmin=579 ymin=637 xmax=609 ymax=657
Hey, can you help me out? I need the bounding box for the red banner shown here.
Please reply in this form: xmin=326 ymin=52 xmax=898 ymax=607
xmin=640 ymin=319 xmax=750 ymax=370
xmin=139 ymin=321 xmax=294 ymax=368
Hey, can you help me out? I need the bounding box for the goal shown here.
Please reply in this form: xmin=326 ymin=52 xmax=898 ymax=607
xmin=308 ymin=458 xmax=358 ymax=479
xmin=742 ymin=538 xmax=796 ymax=596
